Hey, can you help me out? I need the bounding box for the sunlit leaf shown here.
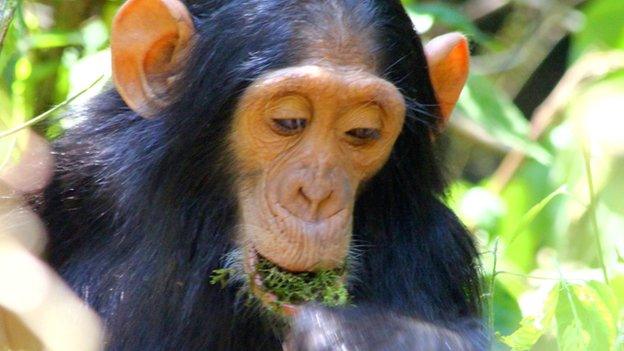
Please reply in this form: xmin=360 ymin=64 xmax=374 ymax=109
xmin=587 ymin=281 xmax=619 ymax=326
xmin=81 ymin=19 xmax=108 ymax=54
xmin=405 ymin=3 xmax=489 ymax=43
xmin=556 ymin=283 xmax=617 ymax=351
xmin=560 ymin=323 xmax=590 ymax=351
xmin=444 ymin=180 xmax=471 ymax=213
xmin=500 ymin=284 xmax=559 ymax=350
xmin=456 ymin=75 xmax=551 ymax=164
xmin=610 ymin=275 xmax=624 ymax=310
xmin=457 ymin=186 xmax=505 ymax=232
xmin=507 ymin=185 xmax=567 ymax=246
xmin=27 ymin=31 xmax=82 ymax=49
xmin=572 ymin=0 xmax=624 ymax=60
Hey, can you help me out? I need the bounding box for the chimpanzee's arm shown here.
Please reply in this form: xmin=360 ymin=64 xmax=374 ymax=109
xmin=286 ymin=306 xmax=488 ymax=351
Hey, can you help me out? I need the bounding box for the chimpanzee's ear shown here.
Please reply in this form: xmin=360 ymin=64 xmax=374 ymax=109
xmin=424 ymin=32 xmax=470 ymax=129
xmin=111 ymin=0 xmax=195 ymax=118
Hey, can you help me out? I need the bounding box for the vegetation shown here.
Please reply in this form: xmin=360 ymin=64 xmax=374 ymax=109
xmin=210 ymin=257 xmax=349 ymax=310
xmin=254 ymin=256 xmax=349 ymax=308
xmin=1 ymin=0 xmax=624 ymax=350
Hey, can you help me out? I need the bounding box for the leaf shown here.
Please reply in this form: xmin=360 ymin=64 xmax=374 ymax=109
xmin=560 ymin=323 xmax=590 ymax=351
xmin=507 ymin=185 xmax=568 ymax=246
xmin=456 ymin=74 xmax=552 ymax=164
xmin=405 ymin=3 xmax=489 ymax=44
xmin=457 ymin=186 xmax=505 ymax=232
xmin=27 ymin=31 xmax=83 ymax=49
xmin=556 ymin=283 xmax=617 ymax=351
xmin=572 ymin=0 xmax=624 ymax=60
xmin=609 ymin=275 xmax=624 ymax=311
xmin=587 ymin=281 xmax=619 ymax=326
xmin=490 ymin=278 xmax=523 ymax=336
xmin=500 ymin=284 xmax=560 ymax=350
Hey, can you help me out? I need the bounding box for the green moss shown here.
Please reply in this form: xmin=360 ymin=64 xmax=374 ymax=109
xmin=209 ymin=257 xmax=350 ymax=310
xmin=255 ymin=256 xmax=349 ymax=307
xmin=210 ymin=268 xmax=235 ymax=288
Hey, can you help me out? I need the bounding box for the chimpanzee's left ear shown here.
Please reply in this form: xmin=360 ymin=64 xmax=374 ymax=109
xmin=424 ymin=33 xmax=470 ymax=129
xmin=111 ymin=0 xmax=195 ymax=118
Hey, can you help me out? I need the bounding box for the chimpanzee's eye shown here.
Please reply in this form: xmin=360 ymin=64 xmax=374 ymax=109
xmin=346 ymin=128 xmax=381 ymax=142
xmin=272 ymin=118 xmax=308 ymax=135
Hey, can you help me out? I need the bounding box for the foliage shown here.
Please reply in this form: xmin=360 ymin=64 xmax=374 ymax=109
xmin=414 ymin=0 xmax=624 ymax=349
xmin=1 ymin=0 xmax=624 ymax=350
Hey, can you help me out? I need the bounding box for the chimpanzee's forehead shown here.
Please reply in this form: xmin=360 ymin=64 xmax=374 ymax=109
xmin=293 ymin=0 xmax=380 ymax=73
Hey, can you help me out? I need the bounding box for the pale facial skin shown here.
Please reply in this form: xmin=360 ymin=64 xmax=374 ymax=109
xmin=231 ymin=65 xmax=406 ymax=272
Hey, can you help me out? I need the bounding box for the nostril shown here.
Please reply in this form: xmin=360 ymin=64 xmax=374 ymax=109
xmin=318 ymin=190 xmax=344 ymax=218
xmin=298 ymin=187 xmax=311 ymax=205
xmin=317 ymin=190 xmax=333 ymax=206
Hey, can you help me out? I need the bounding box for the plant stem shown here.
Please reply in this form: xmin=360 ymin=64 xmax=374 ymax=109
xmin=0 ymin=76 xmax=103 ymax=139
xmin=581 ymin=143 xmax=609 ymax=284
xmin=488 ymin=238 xmax=500 ymax=334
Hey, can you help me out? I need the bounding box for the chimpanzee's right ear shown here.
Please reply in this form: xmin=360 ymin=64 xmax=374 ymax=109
xmin=424 ymin=32 xmax=470 ymax=129
xmin=111 ymin=0 xmax=195 ymax=118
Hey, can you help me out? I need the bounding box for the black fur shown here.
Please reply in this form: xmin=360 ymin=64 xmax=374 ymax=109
xmin=40 ymin=0 xmax=485 ymax=349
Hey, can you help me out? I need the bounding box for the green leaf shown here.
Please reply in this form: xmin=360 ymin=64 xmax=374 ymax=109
xmin=490 ymin=278 xmax=523 ymax=336
xmin=572 ymin=0 xmax=624 ymax=60
xmin=405 ymin=3 xmax=489 ymax=44
xmin=507 ymin=185 xmax=568 ymax=246
xmin=609 ymin=275 xmax=624 ymax=311
xmin=456 ymin=74 xmax=552 ymax=164
xmin=587 ymin=281 xmax=619 ymax=326
xmin=27 ymin=31 xmax=83 ymax=49
xmin=556 ymin=283 xmax=617 ymax=351
xmin=500 ymin=284 xmax=560 ymax=350
xmin=560 ymin=323 xmax=590 ymax=351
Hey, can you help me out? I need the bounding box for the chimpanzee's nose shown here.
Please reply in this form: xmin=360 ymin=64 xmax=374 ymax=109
xmin=280 ymin=168 xmax=349 ymax=222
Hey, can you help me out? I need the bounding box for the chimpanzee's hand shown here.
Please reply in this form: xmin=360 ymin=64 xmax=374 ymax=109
xmin=284 ymin=306 xmax=487 ymax=351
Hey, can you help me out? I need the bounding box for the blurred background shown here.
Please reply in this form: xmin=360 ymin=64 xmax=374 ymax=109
xmin=0 ymin=0 xmax=623 ymax=350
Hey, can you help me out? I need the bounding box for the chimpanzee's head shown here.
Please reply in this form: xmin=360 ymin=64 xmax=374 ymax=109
xmin=110 ymin=0 xmax=469 ymax=311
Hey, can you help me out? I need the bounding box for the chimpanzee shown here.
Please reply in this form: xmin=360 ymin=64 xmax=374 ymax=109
xmin=39 ymin=0 xmax=486 ymax=350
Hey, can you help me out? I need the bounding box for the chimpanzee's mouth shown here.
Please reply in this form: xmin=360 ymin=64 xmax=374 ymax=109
xmin=243 ymin=246 xmax=349 ymax=316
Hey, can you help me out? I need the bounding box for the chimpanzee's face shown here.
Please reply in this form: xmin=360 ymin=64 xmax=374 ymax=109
xmin=231 ymin=64 xmax=405 ymax=275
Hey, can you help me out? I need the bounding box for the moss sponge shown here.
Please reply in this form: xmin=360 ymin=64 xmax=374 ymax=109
xmin=210 ymin=256 xmax=350 ymax=308
xmin=255 ymin=256 xmax=349 ymax=307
